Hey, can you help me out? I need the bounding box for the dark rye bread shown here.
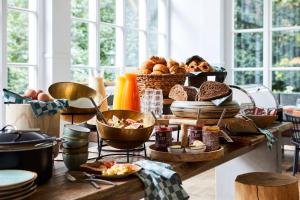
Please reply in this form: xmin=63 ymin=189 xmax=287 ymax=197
xmin=198 ymin=81 xmax=230 ymax=101
xmin=169 ymin=84 xmax=198 ymax=101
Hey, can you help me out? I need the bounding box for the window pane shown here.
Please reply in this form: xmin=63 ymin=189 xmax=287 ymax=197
xmin=272 ymin=31 xmax=300 ymax=67
xmin=71 ymin=21 xmax=89 ymax=65
xmin=100 ymin=0 xmax=116 ymax=23
xmin=272 ymin=71 xmax=300 ymax=92
xmin=147 ymin=32 xmax=158 ymax=57
xmin=234 ymin=32 xmax=263 ymax=68
xmin=7 ymin=10 xmax=29 ymax=63
xmin=8 ymin=67 xmax=29 ymax=94
xmin=7 ymin=0 xmax=28 ymax=8
xmin=100 ymin=25 xmax=116 ymax=66
xmin=125 ymin=0 xmax=139 ymax=28
xmin=125 ymin=30 xmax=139 ymax=67
xmin=147 ymin=0 xmax=158 ymax=31
xmin=234 ymin=71 xmax=263 ymax=85
xmin=71 ymin=0 xmax=89 ymax=19
xmin=234 ymin=0 xmax=263 ymax=29
xmin=71 ymin=68 xmax=90 ymax=83
xmin=272 ymin=0 xmax=300 ymax=27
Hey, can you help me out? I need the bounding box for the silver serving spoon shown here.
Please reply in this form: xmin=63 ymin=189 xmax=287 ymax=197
xmin=66 ymin=173 xmax=101 ymax=189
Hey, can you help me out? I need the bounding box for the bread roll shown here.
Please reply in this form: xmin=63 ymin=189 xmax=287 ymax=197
xmin=150 ymin=56 xmax=167 ymax=65
xmin=151 ymin=71 xmax=163 ymax=75
xmin=170 ymin=66 xmax=186 ymax=74
xmin=140 ymin=69 xmax=152 ymax=74
xmin=153 ymin=64 xmax=169 ymax=74
xmin=140 ymin=59 xmax=155 ymax=71
xmin=167 ymin=59 xmax=179 ymax=69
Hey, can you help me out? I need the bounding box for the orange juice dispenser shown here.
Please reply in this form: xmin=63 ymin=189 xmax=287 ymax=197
xmin=113 ymin=76 xmax=126 ymax=110
xmin=122 ymin=73 xmax=141 ymax=112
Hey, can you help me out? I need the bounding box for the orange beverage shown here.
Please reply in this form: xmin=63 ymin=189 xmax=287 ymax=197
xmin=122 ymin=73 xmax=140 ymax=112
xmin=113 ymin=76 xmax=126 ymax=110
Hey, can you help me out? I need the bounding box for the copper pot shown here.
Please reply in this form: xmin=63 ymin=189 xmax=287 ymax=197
xmin=96 ymin=110 xmax=155 ymax=149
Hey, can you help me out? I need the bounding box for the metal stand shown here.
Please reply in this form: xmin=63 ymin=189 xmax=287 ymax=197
xmin=61 ymin=112 xmax=147 ymax=162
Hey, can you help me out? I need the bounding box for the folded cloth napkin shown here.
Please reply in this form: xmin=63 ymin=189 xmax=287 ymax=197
xmin=135 ymin=160 xmax=189 ymax=200
xmin=28 ymin=99 xmax=68 ymax=116
xmin=3 ymin=89 xmax=68 ymax=117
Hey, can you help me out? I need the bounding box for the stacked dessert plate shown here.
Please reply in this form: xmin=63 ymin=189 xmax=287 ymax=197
xmin=0 ymin=170 xmax=37 ymax=200
xmin=170 ymin=100 xmax=240 ymax=119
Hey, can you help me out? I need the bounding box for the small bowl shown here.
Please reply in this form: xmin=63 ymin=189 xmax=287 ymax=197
xmin=62 ymin=152 xmax=88 ymax=171
xmin=167 ymin=145 xmax=185 ymax=153
xmin=63 ymin=124 xmax=90 ymax=140
xmin=62 ymin=137 xmax=89 ymax=149
xmin=185 ymin=145 xmax=206 ymax=154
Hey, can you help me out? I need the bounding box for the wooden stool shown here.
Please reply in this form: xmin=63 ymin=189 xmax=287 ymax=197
xmin=235 ymin=172 xmax=299 ymax=200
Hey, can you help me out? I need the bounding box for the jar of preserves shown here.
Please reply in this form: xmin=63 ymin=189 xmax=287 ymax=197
xmin=155 ymin=127 xmax=172 ymax=152
xmin=188 ymin=125 xmax=203 ymax=145
xmin=202 ymin=126 xmax=220 ymax=151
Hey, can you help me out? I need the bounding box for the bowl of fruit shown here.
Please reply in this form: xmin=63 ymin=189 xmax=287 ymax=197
xmin=96 ymin=110 xmax=155 ymax=149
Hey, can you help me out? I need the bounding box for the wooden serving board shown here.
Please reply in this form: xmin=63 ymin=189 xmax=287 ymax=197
xmin=170 ymin=100 xmax=240 ymax=119
xmin=149 ymin=143 xmax=224 ymax=162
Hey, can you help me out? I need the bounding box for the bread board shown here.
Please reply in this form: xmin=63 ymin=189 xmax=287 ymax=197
xmin=149 ymin=142 xmax=224 ymax=162
xmin=170 ymin=100 xmax=240 ymax=119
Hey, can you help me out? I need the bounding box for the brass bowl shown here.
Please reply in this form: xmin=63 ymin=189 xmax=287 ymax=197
xmin=48 ymin=82 xmax=99 ymax=123
xmin=96 ymin=110 xmax=155 ymax=149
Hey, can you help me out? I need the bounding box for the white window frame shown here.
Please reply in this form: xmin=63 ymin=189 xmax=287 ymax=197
xmin=226 ymin=0 xmax=300 ymax=89
xmin=0 ymin=0 xmax=43 ymax=127
xmin=70 ymin=0 xmax=169 ymax=82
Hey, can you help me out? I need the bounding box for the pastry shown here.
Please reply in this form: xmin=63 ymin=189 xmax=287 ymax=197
xmin=199 ymin=62 xmax=214 ymax=72
xmin=151 ymin=71 xmax=163 ymax=75
xmin=153 ymin=64 xmax=169 ymax=74
xmin=150 ymin=56 xmax=167 ymax=65
xmin=169 ymin=84 xmax=198 ymax=101
xmin=167 ymin=59 xmax=180 ymax=69
xmin=140 ymin=69 xmax=152 ymax=74
xmin=198 ymin=81 xmax=230 ymax=101
xmin=140 ymin=59 xmax=155 ymax=71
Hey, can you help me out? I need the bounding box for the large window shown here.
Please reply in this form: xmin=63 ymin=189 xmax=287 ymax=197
xmin=5 ymin=0 xmax=39 ymax=93
xmin=71 ymin=0 xmax=169 ymax=84
xmin=231 ymin=0 xmax=300 ymax=92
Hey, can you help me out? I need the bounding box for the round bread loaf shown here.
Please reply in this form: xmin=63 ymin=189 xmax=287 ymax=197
xmin=167 ymin=59 xmax=179 ymax=69
xmin=140 ymin=69 xmax=152 ymax=74
xmin=151 ymin=70 xmax=163 ymax=75
xmin=140 ymin=59 xmax=155 ymax=71
xmin=169 ymin=84 xmax=198 ymax=101
xmin=153 ymin=64 xmax=169 ymax=74
xmin=198 ymin=81 xmax=230 ymax=101
xmin=150 ymin=56 xmax=167 ymax=65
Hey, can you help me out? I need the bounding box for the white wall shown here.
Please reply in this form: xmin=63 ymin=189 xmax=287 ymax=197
xmin=169 ymin=0 xmax=225 ymax=67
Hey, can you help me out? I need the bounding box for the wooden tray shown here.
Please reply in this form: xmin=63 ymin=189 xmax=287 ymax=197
xmin=149 ymin=143 xmax=224 ymax=162
xmin=170 ymin=100 xmax=240 ymax=119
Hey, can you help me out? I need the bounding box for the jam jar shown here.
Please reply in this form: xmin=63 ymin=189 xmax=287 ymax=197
xmin=202 ymin=126 xmax=220 ymax=151
xmin=188 ymin=125 xmax=203 ymax=145
xmin=155 ymin=127 xmax=172 ymax=152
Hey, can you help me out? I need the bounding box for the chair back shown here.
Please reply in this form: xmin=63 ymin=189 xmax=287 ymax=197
xmin=284 ymin=113 xmax=300 ymax=141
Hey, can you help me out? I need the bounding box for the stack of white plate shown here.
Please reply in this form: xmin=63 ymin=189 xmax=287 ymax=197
xmin=0 ymin=170 xmax=37 ymax=200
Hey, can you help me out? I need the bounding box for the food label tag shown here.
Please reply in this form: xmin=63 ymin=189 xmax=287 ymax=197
xmin=207 ymin=76 xmax=216 ymax=81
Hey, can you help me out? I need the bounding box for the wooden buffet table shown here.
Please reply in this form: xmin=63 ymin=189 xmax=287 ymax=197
xmin=29 ymin=122 xmax=292 ymax=200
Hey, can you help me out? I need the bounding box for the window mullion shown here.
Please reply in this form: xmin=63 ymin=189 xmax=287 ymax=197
xmin=88 ymin=0 xmax=97 ymax=79
xmin=139 ymin=0 xmax=146 ymax=65
xmin=116 ymin=0 xmax=124 ymax=74
xmin=158 ymin=0 xmax=168 ymax=56
xmin=28 ymin=0 xmax=37 ymax=88
xmin=263 ymin=0 xmax=271 ymax=88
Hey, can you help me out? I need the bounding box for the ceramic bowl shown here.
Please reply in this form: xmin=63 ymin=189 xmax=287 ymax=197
xmin=63 ymin=124 xmax=90 ymax=140
xmin=167 ymin=145 xmax=185 ymax=153
xmin=62 ymin=152 xmax=88 ymax=171
xmin=62 ymin=137 xmax=89 ymax=149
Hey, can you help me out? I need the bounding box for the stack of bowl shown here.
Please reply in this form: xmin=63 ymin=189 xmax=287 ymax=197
xmin=62 ymin=124 xmax=90 ymax=170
